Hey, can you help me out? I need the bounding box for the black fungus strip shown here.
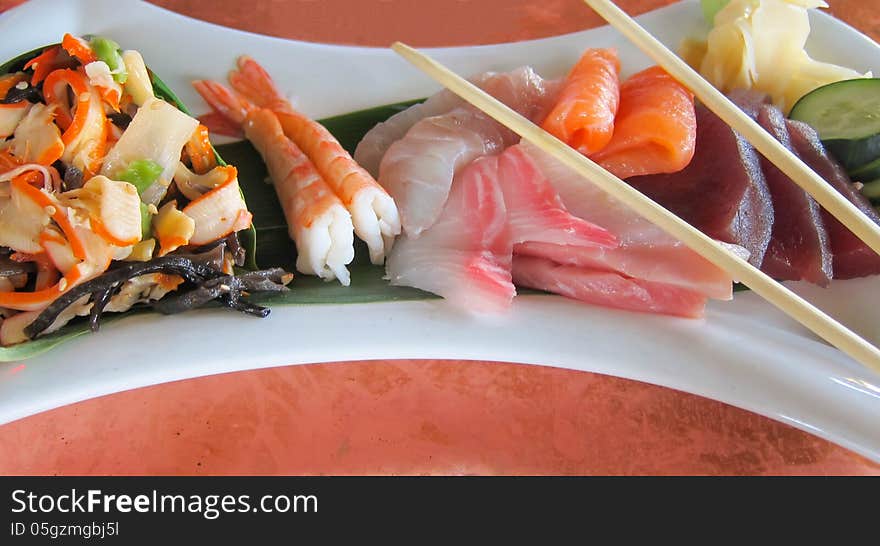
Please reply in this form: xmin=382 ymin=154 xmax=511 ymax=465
xmin=63 ymin=165 xmax=85 ymax=191
xmin=222 ymin=298 xmax=271 ymax=318
xmin=1 ymin=81 xmax=43 ymax=104
xmin=183 ymin=245 xmax=226 ymax=271
xmin=88 ymin=285 xmax=119 ymax=332
xmin=108 ymin=112 xmax=132 ymax=130
xmin=0 ymin=257 xmax=36 ymax=277
xmin=235 ymin=269 xmax=293 ymax=292
xmin=151 ymin=277 xmax=229 ymax=315
xmin=24 ymin=251 xmax=291 ymax=339
xmin=225 ymin=233 xmax=246 ymax=267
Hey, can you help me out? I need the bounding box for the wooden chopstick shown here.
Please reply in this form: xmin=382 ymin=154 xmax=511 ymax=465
xmin=582 ymin=0 xmax=880 ymax=258
xmin=390 ymin=41 xmax=880 ymax=374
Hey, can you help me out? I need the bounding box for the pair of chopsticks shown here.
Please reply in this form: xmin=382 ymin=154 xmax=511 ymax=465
xmin=389 ymin=0 xmax=880 ymax=373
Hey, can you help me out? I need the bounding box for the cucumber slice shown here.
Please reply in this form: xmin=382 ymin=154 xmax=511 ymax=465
xmin=789 ymin=78 xmax=880 ymax=141
xmin=824 ymin=136 xmax=880 ymax=171
xmin=859 ymin=178 xmax=880 ymax=200
xmin=851 ymin=156 xmax=880 ymax=183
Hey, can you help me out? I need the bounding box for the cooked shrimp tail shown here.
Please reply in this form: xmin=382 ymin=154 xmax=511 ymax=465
xmin=228 ymin=56 xmax=401 ymax=265
xmin=193 ymin=79 xmax=354 ymax=285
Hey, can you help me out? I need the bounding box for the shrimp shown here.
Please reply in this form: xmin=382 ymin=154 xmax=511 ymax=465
xmin=192 ymin=80 xmax=354 ymax=285
xmin=227 ymin=56 xmax=401 ymax=265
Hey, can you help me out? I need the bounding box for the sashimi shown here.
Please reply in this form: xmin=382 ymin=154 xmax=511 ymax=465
xmin=519 ymin=141 xmax=737 ymax=301
xmin=591 ymin=66 xmax=697 ymax=179
xmin=787 ymin=119 xmax=880 ymax=279
xmin=513 ymin=256 xmax=707 ymax=319
xmin=628 ymin=100 xmax=774 ymax=267
xmin=355 ymin=67 xmax=559 ymax=178
xmin=754 ymin=103 xmax=832 ymax=285
xmin=496 ymin=145 xmax=617 ymax=249
xmin=514 ymin=241 xmax=735 ymax=301
xmin=378 ymin=66 xmax=560 ymax=238
xmin=385 ymin=155 xmax=514 ymax=313
xmin=541 ymin=48 xmax=620 ymax=155
xmin=379 ymin=108 xmax=512 ymax=238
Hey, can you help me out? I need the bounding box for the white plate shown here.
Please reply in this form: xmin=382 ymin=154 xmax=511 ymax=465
xmin=2 ymin=0 xmax=880 ymax=461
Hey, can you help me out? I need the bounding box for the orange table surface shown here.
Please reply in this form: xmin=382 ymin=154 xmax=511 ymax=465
xmin=1 ymin=0 xmax=879 ymax=476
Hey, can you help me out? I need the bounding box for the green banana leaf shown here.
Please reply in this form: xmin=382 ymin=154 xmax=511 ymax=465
xmin=0 ymin=43 xmax=434 ymax=361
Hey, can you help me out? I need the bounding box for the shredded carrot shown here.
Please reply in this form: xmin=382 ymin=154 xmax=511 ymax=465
xmin=181 ymin=166 xmax=238 ymax=209
xmin=11 ymin=176 xmax=87 ymax=260
xmin=9 ymin=253 xmax=59 ymax=291
xmin=157 ymin=236 xmax=189 ymax=257
xmin=1 ymin=154 xmax=47 ymax=190
xmin=23 ymin=46 xmax=69 ymax=86
xmin=0 ymin=263 xmax=84 ymax=311
xmin=185 ymin=124 xmax=217 ymax=174
xmin=42 ymin=68 xmax=108 ymax=177
xmin=156 ymin=273 xmax=184 ymax=291
xmin=0 ymin=72 xmax=27 ymax=100
xmin=90 ymin=215 xmax=140 ymax=247
xmin=61 ymin=33 xmax=97 ymax=64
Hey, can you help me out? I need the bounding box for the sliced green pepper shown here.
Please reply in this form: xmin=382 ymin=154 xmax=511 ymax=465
xmin=89 ymin=36 xmax=127 ymax=84
xmin=118 ymin=159 xmax=162 ymax=194
xmin=700 ymin=0 xmax=730 ymax=24
xmin=118 ymin=159 xmax=163 ymax=238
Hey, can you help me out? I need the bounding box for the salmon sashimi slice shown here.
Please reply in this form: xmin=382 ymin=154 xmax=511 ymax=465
xmin=628 ymin=100 xmax=774 ymax=267
xmin=385 ymin=155 xmax=514 ymax=313
xmin=520 ymin=141 xmax=737 ymax=301
xmin=754 ymin=103 xmax=832 ymax=285
xmin=787 ymin=119 xmax=880 ymax=279
xmin=541 ymin=48 xmax=620 ymax=155
xmin=591 ymin=66 xmax=697 ymax=179
xmin=513 ymin=256 xmax=707 ymax=319
xmin=497 ymin=145 xmax=617 ymax=248
xmin=354 ymin=66 xmax=560 ymax=178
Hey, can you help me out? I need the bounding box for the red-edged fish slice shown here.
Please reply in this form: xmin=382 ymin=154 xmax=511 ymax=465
xmin=497 ymin=145 xmax=617 ymax=248
xmin=512 ymin=255 xmax=707 ymax=318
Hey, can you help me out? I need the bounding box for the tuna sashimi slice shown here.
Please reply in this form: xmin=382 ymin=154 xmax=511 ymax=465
xmin=513 ymin=255 xmax=707 ymax=318
xmin=591 ymin=66 xmax=697 ymax=179
xmin=497 ymin=145 xmax=617 ymax=249
xmin=385 ymin=155 xmax=514 ymax=313
xmin=755 ymin=104 xmax=832 ymax=285
xmin=519 ymin=141 xmax=736 ymax=301
xmin=787 ymin=120 xmax=880 ymax=279
xmin=628 ymin=101 xmax=774 ymax=267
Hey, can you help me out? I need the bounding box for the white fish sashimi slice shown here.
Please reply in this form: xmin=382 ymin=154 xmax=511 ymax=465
xmin=355 ymin=67 xmax=559 ymax=178
xmin=497 ymin=144 xmax=617 ymax=249
xmin=376 ymin=67 xmax=561 ymax=238
xmin=385 ymin=155 xmax=514 ymax=313
xmin=518 ymin=141 xmax=735 ymax=300
xmin=353 ymin=88 xmax=465 ymax=178
xmin=379 ymin=107 xmax=512 ymax=238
